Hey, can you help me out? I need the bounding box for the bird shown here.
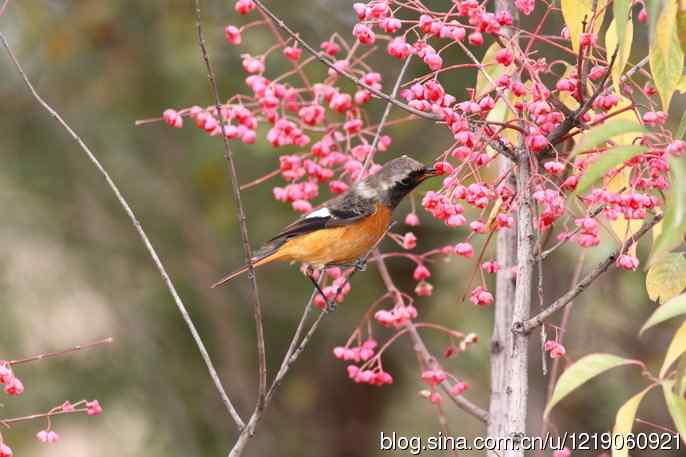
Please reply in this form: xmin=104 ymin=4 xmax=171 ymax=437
xmin=211 ymin=155 xmax=439 ymax=292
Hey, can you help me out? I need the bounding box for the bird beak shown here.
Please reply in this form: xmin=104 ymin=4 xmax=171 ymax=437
xmin=423 ymin=167 xmax=440 ymax=177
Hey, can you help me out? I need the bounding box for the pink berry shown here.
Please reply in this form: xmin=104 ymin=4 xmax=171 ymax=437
xmin=0 ymin=443 xmax=12 ymax=457
xmin=234 ymin=0 xmax=255 ymax=15
xmin=224 ymin=25 xmax=241 ymax=45
xmin=86 ymin=399 xmax=103 ymax=416
xmin=415 ymin=281 xmax=434 ymax=297
xmin=616 ymin=254 xmax=639 ymax=271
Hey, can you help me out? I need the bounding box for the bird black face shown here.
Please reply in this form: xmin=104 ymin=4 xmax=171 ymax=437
xmin=386 ymin=164 xmax=439 ymax=208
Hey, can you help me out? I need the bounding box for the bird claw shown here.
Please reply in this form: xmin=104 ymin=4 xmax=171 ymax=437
xmin=353 ymin=259 xmax=367 ymax=272
xmin=325 ymin=300 xmax=337 ymax=313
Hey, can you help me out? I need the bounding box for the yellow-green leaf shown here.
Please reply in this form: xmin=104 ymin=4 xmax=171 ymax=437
xmin=650 ymin=0 xmax=685 ymax=110
xmin=561 ymin=0 xmax=609 ymax=53
xmin=661 ymin=320 xmax=686 ymax=378
xmin=641 ymin=292 xmax=686 ymax=334
xmin=677 ymin=74 xmax=686 ymax=93
xmin=613 ymin=0 xmax=633 ymax=61
xmin=677 ymin=356 xmax=686 ymax=397
xmin=545 ymin=354 xmax=635 ymax=417
xmin=570 ymin=120 xmax=647 ymax=157
xmin=646 ymin=253 xmax=686 ymax=303
xmin=612 ymin=386 xmax=654 ymax=457
xmin=662 ymin=379 xmax=686 ymax=442
xmin=605 ymin=19 xmax=634 ymax=93
xmin=678 ymin=0 xmax=686 ymax=53
xmin=476 ymin=42 xmax=505 ymax=97
xmin=650 ymin=157 xmax=686 ymax=264
xmin=575 ymin=145 xmax=647 ymax=195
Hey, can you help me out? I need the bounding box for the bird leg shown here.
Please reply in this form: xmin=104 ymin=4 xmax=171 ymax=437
xmin=331 ymin=221 xmax=397 ymax=299
xmin=304 ymin=265 xmax=336 ymax=312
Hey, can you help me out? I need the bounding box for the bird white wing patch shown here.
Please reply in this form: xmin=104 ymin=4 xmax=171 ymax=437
xmin=305 ymin=207 xmax=332 ymax=219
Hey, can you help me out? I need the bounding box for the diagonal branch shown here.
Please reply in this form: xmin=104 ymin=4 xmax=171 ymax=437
xmin=514 ymin=213 xmax=663 ymax=334
xmin=229 ymin=291 xmax=328 ymax=457
xmin=374 ymin=250 xmax=489 ymax=424
xmin=194 ymin=0 xmax=267 ymax=409
xmin=0 ymin=32 xmax=245 ymax=431
xmin=361 ymin=55 xmax=414 ymax=174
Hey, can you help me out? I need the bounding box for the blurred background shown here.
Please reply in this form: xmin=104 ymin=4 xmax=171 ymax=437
xmin=0 ymin=1 xmax=682 ymax=456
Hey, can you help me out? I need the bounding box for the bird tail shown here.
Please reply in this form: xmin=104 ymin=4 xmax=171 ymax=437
xmin=210 ymin=245 xmax=285 ymax=288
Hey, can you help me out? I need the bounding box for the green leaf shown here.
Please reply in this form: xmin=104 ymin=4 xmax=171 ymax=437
xmin=475 ymin=42 xmax=505 ymax=97
xmin=678 ymin=0 xmax=686 ymax=53
xmin=544 ymin=354 xmax=635 ymax=417
xmin=605 ymin=19 xmax=634 ymax=94
xmin=612 ymin=386 xmax=654 ymax=457
xmin=613 ymin=0 xmax=633 ymax=63
xmin=676 ymin=356 xmax=686 ymax=397
xmin=662 ymin=379 xmax=686 ymax=442
xmin=675 ymin=106 xmax=686 ymax=139
xmin=650 ymin=157 xmax=686 ymax=264
xmin=677 ymin=74 xmax=686 ymax=93
xmin=647 ymin=0 xmax=666 ymax=44
xmin=650 ymin=0 xmax=685 ymax=110
xmin=575 ymin=145 xmax=647 ymax=195
xmin=661 ymin=320 xmax=686 ymax=378
xmin=641 ymin=292 xmax=686 ymax=334
xmin=646 ymin=253 xmax=686 ymax=303
xmin=570 ymin=120 xmax=647 ymax=157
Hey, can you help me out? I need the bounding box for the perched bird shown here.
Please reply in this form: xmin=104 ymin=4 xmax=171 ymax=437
xmin=211 ymin=155 xmax=438 ymax=289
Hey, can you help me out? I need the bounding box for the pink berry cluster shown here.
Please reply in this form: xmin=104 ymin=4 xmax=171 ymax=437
xmin=155 ymin=0 xmax=681 ymax=308
xmin=151 ymin=0 xmax=683 ymax=424
xmin=303 ymin=267 xmax=354 ymax=309
xmin=419 ymin=368 xmax=470 ymax=405
xmin=0 ymin=361 xmax=24 ymax=396
xmin=543 ymin=340 xmax=567 ymax=359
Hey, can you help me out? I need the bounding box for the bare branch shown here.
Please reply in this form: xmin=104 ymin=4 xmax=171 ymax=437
xmin=193 ymin=0 xmax=267 ymax=409
xmin=0 ymin=32 xmax=245 ymax=431
xmin=514 ymin=213 xmax=663 ymax=334
xmin=229 ymin=290 xmax=328 ymax=457
xmin=361 ymin=55 xmax=414 ymax=174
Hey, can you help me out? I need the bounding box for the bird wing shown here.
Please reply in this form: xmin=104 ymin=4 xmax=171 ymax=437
xmin=268 ymin=196 xmax=376 ymax=242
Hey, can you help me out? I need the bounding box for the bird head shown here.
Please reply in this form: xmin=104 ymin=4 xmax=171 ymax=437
xmin=361 ymin=155 xmax=439 ymax=208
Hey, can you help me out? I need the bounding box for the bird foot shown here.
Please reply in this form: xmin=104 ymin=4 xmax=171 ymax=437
xmin=353 ymin=259 xmax=367 ymax=272
xmin=325 ymin=300 xmax=337 ymax=313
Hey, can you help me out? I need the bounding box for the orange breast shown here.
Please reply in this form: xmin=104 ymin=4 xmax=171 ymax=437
xmin=277 ymin=204 xmax=392 ymax=267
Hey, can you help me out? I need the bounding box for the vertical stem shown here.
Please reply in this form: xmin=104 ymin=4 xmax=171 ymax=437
xmin=194 ymin=0 xmax=267 ymax=410
xmin=488 ymin=0 xmax=522 ymax=454
xmin=507 ymin=152 xmax=535 ymax=457
xmin=488 ymin=157 xmax=517 ymax=446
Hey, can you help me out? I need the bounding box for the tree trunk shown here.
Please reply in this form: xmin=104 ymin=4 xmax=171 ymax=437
xmin=488 ymin=3 xmax=532 ymax=455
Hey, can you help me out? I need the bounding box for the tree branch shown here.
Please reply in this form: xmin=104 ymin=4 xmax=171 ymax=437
xmin=374 ymin=250 xmax=489 ymax=424
xmin=0 ymin=32 xmax=245 ymax=431
xmin=229 ymin=290 xmax=328 ymax=457
xmin=514 ymin=213 xmax=663 ymax=334
xmin=194 ymin=0 xmax=267 ymax=410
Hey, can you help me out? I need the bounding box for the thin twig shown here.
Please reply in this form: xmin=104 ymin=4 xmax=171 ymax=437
xmin=0 ymin=32 xmax=245 ymax=431
xmin=229 ymin=292 xmax=328 ymax=457
xmin=9 ymin=337 xmax=113 ymax=365
xmin=193 ymin=0 xmax=267 ymax=410
xmin=538 ymin=205 xmax=604 ymax=260
xmin=514 ymin=213 xmax=663 ymax=334
xmin=361 ymin=55 xmax=414 ymax=174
